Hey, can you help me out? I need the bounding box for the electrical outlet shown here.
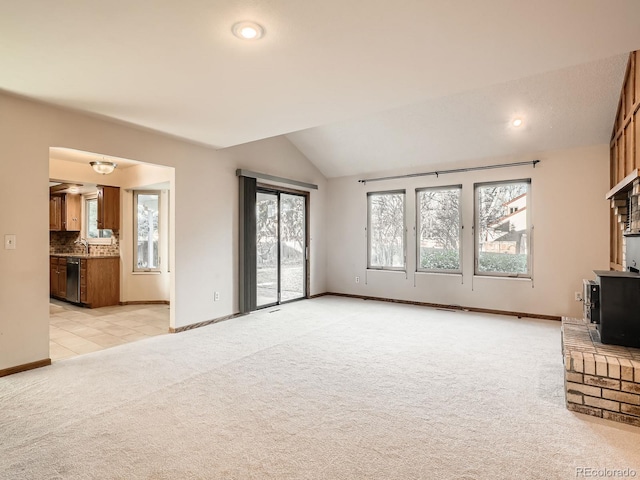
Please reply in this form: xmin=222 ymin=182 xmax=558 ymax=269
xmin=214 ymin=291 xmax=220 ymax=301
xmin=575 ymin=292 xmax=582 ymax=302
xmin=355 ymin=276 xmax=360 ymax=284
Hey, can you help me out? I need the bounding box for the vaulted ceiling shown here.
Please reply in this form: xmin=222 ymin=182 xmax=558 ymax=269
xmin=2 ymin=1 xmax=640 ymax=177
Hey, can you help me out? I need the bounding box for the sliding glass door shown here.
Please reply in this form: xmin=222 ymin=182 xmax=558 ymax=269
xmin=256 ymin=192 xmax=279 ymax=307
xmin=280 ymin=193 xmax=305 ymax=302
xmin=256 ymin=189 xmax=306 ymax=308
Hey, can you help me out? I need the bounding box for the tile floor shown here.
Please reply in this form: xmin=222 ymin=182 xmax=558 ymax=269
xmin=49 ymin=299 xmax=170 ymax=361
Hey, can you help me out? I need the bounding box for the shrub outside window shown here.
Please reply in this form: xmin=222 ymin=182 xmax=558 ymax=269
xmin=416 ymin=185 xmax=462 ymax=273
xmin=367 ymin=190 xmax=406 ymax=270
xmin=475 ymin=180 xmax=531 ymax=277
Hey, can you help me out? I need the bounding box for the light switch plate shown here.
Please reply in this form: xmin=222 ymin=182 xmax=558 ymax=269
xmin=5 ymin=234 xmax=16 ymax=250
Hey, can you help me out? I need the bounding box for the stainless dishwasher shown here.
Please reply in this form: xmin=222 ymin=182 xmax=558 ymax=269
xmin=66 ymin=257 xmax=81 ymax=303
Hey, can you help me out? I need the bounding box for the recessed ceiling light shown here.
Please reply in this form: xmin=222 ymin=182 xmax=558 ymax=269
xmin=512 ymin=118 xmax=523 ymax=128
xmin=232 ymin=21 xmax=265 ymax=40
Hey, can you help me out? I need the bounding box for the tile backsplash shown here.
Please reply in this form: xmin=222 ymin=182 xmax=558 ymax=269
xmin=50 ymin=231 xmax=120 ymax=256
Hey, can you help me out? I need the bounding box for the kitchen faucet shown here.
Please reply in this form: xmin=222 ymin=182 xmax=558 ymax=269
xmin=74 ymin=237 xmax=89 ymax=255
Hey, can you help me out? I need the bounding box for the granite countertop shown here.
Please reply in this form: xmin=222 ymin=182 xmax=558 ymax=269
xmin=50 ymin=253 xmax=120 ymax=259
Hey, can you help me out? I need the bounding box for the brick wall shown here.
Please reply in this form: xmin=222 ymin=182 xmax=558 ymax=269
xmin=50 ymin=231 xmax=120 ymax=256
xmin=563 ymin=318 xmax=640 ymax=427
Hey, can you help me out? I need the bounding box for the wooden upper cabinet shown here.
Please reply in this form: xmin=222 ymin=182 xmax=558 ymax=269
xmin=49 ymin=196 xmax=62 ymax=231
xmin=49 ymin=193 xmax=81 ymax=231
xmin=97 ymin=185 xmax=120 ymax=230
xmin=65 ymin=194 xmax=81 ymax=231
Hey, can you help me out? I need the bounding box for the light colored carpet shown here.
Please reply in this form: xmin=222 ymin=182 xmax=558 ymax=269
xmin=2 ymin=296 xmax=640 ymax=479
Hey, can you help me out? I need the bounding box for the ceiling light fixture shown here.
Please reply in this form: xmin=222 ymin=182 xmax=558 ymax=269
xmin=512 ymin=118 xmax=523 ymax=128
xmin=90 ymin=160 xmax=117 ymax=175
xmin=232 ymin=21 xmax=265 ymax=40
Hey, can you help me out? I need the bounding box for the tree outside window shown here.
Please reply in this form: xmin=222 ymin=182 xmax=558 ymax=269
xmin=134 ymin=191 xmax=160 ymax=271
xmin=417 ymin=186 xmax=461 ymax=272
xmin=368 ymin=191 xmax=405 ymax=269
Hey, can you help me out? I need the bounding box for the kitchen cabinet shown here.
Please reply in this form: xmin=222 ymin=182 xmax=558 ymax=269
xmin=49 ymin=256 xmax=67 ymax=299
xmin=80 ymin=257 xmax=119 ymax=308
xmin=65 ymin=194 xmax=81 ymax=231
xmin=49 ymin=193 xmax=81 ymax=232
xmin=50 ymin=255 xmax=119 ymax=307
xmin=97 ymin=186 xmax=120 ymax=230
xmin=49 ymin=196 xmax=62 ymax=231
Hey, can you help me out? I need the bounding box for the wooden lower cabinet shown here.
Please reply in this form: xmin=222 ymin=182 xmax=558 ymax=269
xmin=80 ymin=257 xmax=120 ymax=308
xmin=50 ymin=258 xmax=58 ymax=296
xmin=49 ymin=256 xmax=67 ymax=299
xmin=50 ymin=255 xmax=119 ymax=307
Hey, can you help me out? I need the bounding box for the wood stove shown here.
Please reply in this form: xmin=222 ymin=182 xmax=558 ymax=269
xmin=591 ymin=270 xmax=640 ymax=348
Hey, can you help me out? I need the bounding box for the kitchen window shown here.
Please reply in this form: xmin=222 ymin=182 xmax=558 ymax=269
xmin=84 ymin=194 xmax=112 ymax=244
xmin=367 ymin=190 xmax=406 ymax=270
xmin=474 ymin=180 xmax=531 ymax=277
xmin=416 ymin=185 xmax=462 ymax=273
xmin=134 ymin=191 xmax=161 ymax=272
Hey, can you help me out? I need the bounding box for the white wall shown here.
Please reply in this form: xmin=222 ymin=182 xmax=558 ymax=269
xmin=119 ymin=164 xmax=175 ymax=304
xmin=216 ymin=139 xmax=327 ymax=297
xmin=326 ymin=144 xmax=610 ymax=318
xmin=0 ymin=92 xmax=327 ymax=371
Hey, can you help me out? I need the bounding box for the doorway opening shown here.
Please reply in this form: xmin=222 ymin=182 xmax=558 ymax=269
xmin=48 ymin=147 xmax=175 ymax=361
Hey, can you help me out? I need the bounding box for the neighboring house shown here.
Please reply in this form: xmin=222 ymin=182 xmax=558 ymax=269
xmin=484 ymin=194 xmax=528 ymax=255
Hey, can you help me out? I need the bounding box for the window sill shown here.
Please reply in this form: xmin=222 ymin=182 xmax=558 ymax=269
xmin=86 ymin=239 xmax=113 ymax=246
xmin=132 ymin=270 xmax=162 ymax=275
xmin=473 ymin=275 xmax=532 ymax=281
xmin=415 ymin=271 xmax=462 ymax=277
xmin=366 ymin=268 xmax=406 ymax=274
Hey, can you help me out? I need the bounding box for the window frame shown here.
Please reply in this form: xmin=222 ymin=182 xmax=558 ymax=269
xmin=474 ymin=179 xmax=532 ymax=278
xmin=82 ymin=193 xmax=112 ymax=245
xmin=133 ymin=190 xmax=162 ymax=272
xmin=415 ymin=184 xmax=463 ymax=274
xmin=366 ymin=189 xmax=407 ymax=271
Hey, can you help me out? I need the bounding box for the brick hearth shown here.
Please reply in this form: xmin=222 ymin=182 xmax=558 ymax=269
xmin=562 ymin=317 xmax=640 ymax=427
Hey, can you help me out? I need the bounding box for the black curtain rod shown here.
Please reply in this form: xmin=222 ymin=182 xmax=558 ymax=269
xmin=357 ymin=160 xmax=540 ymax=184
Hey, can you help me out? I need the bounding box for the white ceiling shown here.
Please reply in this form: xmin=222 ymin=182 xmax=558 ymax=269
xmin=49 ymin=147 xmax=140 ymax=169
xmin=2 ymin=1 xmax=640 ymax=178
xmin=287 ymin=55 xmax=629 ymax=178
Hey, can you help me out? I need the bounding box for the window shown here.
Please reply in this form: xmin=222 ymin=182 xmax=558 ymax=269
xmin=134 ymin=191 xmax=160 ymax=271
xmin=417 ymin=185 xmax=462 ymax=273
xmin=367 ymin=190 xmax=406 ymax=269
xmin=475 ymin=180 xmax=531 ymax=277
xmin=84 ymin=194 xmax=112 ymax=244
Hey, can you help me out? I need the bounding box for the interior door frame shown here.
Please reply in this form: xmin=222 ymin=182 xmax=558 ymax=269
xmin=256 ymin=183 xmax=310 ymax=307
